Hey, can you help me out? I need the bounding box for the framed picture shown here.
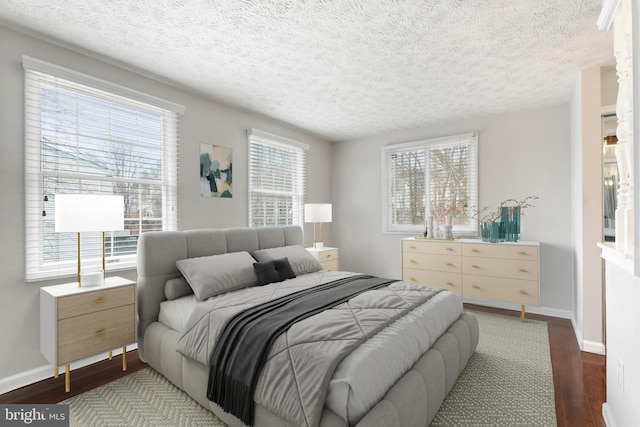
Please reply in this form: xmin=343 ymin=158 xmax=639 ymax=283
xmin=200 ymin=143 xmax=232 ymax=198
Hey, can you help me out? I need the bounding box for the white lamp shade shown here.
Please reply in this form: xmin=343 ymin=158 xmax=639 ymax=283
xmin=304 ymin=203 xmax=332 ymax=223
xmin=55 ymin=194 xmax=125 ymax=232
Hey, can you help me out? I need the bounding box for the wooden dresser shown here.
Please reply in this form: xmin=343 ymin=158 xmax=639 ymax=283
xmin=40 ymin=276 xmax=135 ymax=391
xmin=402 ymin=238 xmax=539 ymax=319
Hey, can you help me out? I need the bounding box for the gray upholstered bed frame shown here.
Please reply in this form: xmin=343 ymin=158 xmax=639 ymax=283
xmin=136 ymin=226 xmax=479 ymax=427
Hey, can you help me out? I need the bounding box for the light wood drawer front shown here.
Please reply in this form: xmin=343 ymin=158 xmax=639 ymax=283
xmin=463 ymin=275 xmax=539 ymax=305
xmin=463 ymin=243 xmax=538 ymax=261
xmin=403 ymin=253 xmax=461 ymax=273
xmin=58 ymin=304 xmax=134 ymax=364
xmin=403 ymin=269 xmax=462 ymax=294
xmin=318 ymin=249 xmax=338 ymax=262
xmin=57 ymin=285 xmax=135 ymax=320
xmin=402 ymin=240 xmax=461 ymax=256
xmin=462 ymin=258 xmax=538 ymax=281
xmin=321 ymin=259 xmax=339 ymax=272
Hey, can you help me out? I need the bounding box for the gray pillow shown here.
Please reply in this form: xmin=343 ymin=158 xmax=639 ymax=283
xmin=164 ymin=277 xmax=193 ymax=300
xmin=176 ymin=251 xmax=259 ymax=300
xmin=253 ymin=245 xmax=323 ymax=275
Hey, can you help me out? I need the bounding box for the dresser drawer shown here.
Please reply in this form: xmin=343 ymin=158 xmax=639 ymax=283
xmin=462 ymin=257 xmax=538 ymax=281
xmin=58 ymin=304 xmax=135 ymax=364
xmin=317 ymin=249 xmax=338 ymax=263
xmin=403 ymin=253 xmax=461 ymax=273
xmin=463 ymin=275 xmax=539 ymax=305
xmin=57 ymin=285 xmax=135 ymax=320
xmin=462 ymin=243 xmax=538 ymax=261
xmin=402 ymin=240 xmax=461 ymax=256
xmin=321 ymin=259 xmax=339 ymax=272
xmin=403 ymin=268 xmax=462 ymax=294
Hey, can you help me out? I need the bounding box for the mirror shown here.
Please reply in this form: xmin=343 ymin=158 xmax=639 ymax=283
xmin=602 ymin=113 xmax=617 ymax=242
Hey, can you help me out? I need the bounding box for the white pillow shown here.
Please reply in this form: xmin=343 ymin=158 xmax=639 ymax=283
xmin=253 ymin=245 xmax=323 ymax=275
xmin=176 ymin=251 xmax=258 ymax=300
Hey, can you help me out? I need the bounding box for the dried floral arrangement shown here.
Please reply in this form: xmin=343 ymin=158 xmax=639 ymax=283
xmin=470 ymin=195 xmax=539 ymax=222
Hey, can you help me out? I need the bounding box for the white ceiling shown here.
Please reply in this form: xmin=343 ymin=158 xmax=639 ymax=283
xmin=0 ymin=0 xmax=613 ymax=142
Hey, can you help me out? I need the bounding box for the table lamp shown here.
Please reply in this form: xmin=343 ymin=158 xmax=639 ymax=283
xmin=55 ymin=194 xmax=125 ymax=287
xmin=304 ymin=203 xmax=332 ymax=249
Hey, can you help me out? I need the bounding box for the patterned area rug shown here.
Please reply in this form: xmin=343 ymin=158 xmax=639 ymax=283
xmin=62 ymin=310 xmax=556 ymax=426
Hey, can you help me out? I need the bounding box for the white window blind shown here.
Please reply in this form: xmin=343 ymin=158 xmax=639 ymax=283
xmin=248 ymin=129 xmax=308 ymax=227
xmin=382 ymin=132 xmax=478 ymax=235
xmin=24 ymin=56 xmax=184 ymax=281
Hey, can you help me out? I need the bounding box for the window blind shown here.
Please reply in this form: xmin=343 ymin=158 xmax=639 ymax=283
xmin=247 ymin=129 xmax=308 ymax=227
xmin=382 ymin=132 xmax=478 ymax=235
xmin=24 ymin=56 xmax=184 ymax=281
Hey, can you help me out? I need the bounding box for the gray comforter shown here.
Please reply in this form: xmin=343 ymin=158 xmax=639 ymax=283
xmin=176 ymin=272 xmax=449 ymax=427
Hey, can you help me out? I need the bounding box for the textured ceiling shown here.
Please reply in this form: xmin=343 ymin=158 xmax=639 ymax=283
xmin=0 ymin=0 xmax=613 ymax=142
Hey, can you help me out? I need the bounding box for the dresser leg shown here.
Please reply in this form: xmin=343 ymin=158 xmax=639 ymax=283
xmin=109 ymin=351 xmax=113 ymax=360
xmin=521 ymin=305 xmax=525 ymax=322
xmin=122 ymin=346 xmax=127 ymax=371
xmin=54 ymin=367 xmax=59 ymax=378
xmin=65 ymin=364 xmax=70 ymax=393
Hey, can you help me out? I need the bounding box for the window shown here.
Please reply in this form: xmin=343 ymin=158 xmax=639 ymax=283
xmin=248 ymin=129 xmax=308 ymax=227
xmin=24 ymin=56 xmax=183 ymax=281
xmin=382 ymin=132 xmax=478 ymax=235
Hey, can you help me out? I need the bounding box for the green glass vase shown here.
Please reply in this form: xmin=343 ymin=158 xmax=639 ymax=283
xmin=481 ymin=222 xmax=503 ymax=243
xmin=501 ymin=206 xmax=521 ymax=242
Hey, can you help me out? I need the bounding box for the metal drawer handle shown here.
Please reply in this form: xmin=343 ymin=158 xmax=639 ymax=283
xmin=95 ymin=330 xmax=106 ymax=336
xmin=519 ymin=290 xmax=529 ymax=295
xmin=410 ymin=259 xmax=417 ymax=263
xmin=519 ymin=251 xmax=528 ymax=255
xmin=472 ymin=285 xmax=480 ymax=289
xmin=409 ymin=277 xmax=416 ymax=282
xmin=471 ymin=249 xmax=480 ymax=253
xmin=446 ymin=262 xmax=454 ymax=267
xmin=446 ymin=282 xmax=454 ymax=286
xmin=326 ymin=253 xmax=332 ymax=258
xmin=95 ymin=298 xmax=106 ymax=304
xmin=409 ymin=245 xmax=416 ymax=249
xmin=519 ymin=268 xmax=529 ymax=273
xmin=471 ymin=265 xmax=480 ymax=269
xmin=446 ymin=247 xmax=454 ymax=251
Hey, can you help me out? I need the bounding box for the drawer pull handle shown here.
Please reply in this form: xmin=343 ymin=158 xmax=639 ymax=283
xmin=446 ymin=282 xmax=454 ymax=286
xmin=471 ymin=249 xmax=480 ymax=253
xmin=95 ymin=298 xmax=106 ymax=304
xmin=471 ymin=265 xmax=480 ymax=269
xmin=446 ymin=247 xmax=454 ymax=251
xmin=95 ymin=330 xmax=106 ymax=336
xmin=472 ymin=285 xmax=480 ymax=289
xmin=409 ymin=277 xmax=416 ymax=282
xmin=326 ymin=254 xmax=332 ymax=258
xmin=519 ymin=268 xmax=529 ymax=273
xmin=446 ymin=262 xmax=454 ymax=267
xmin=519 ymin=290 xmax=529 ymax=295
xmin=410 ymin=259 xmax=417 ymax=263
xmin=409 ymin=245 xmax=416 ymax=249
xmin=518 ymin=251 xmax=528 ymax=255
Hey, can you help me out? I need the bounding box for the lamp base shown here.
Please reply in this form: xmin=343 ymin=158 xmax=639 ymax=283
xmin=314 ymin=242 xmax=324 ymax=250
xmin=80 ymin=271 xmax=104 ymax=287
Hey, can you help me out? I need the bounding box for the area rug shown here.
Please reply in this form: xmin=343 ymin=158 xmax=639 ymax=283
xmin=62 ymin=310 xmax=556 ymax=426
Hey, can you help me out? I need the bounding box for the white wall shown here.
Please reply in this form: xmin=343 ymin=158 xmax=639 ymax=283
xmin=0 ymin=24 xmax=332 ymax=384
xmin=332 ymin=105 xmax=574 ymax=315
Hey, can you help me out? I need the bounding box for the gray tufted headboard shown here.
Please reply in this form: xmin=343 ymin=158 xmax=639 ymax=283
xmin=135 ymin=225 xmax=303 ymax=359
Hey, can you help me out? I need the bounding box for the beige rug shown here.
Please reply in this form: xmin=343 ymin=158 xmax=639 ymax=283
xmin=63 ymin=310 xmax=556 ymax=426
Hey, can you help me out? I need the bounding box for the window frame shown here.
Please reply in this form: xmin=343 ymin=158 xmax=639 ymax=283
xmin=23 ymin=56 xmax=183 ymax=282
xmin=382 ymin=132 xmax=478 ymax=236
xmin=247 ymin=128 xmax=308 ymax=227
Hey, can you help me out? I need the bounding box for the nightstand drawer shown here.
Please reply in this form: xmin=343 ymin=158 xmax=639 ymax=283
xmin=57 ymin=285 xmax=134 ymax=320
xmin=58 ymin=304 xmax=135 ymax=364
xmin=403 ymin=269 xmax=462 ymax=294
xmin=402 ymin=253 xmax=461 ymax=273
xmin=321 ymin=259 xmax=339 ymax=272
xmin=318 ymin=249 xmax=338 ymax=263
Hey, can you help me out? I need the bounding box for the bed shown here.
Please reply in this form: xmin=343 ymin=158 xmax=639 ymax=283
xmin=136 ymin=225 xmax=479 ymax=427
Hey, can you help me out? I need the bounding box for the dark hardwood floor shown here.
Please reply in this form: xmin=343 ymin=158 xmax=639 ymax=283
xmin=0 ymin=305 xmax=605 ymax=426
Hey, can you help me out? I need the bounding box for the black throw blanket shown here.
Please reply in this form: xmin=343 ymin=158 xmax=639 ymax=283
xmin=207 ymin=274 xmax=398 ymax=426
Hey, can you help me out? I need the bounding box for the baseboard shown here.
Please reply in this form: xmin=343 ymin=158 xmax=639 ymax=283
xmin=461 ymin=297 xmax=573 ymax=319
xmin=0 ymin=344 xmax=137 ymax=395
xmin=602 ymin=402 xmax=617 ymax=427
xmin=582 ymin=340 xmax=606 ymax=355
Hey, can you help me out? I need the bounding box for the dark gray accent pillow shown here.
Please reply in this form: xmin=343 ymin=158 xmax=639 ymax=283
xmin=253 ymin=257 xmax=296 ymax=286
xmin=176 ymin=251 xmax=259 ymax=300
xmin=164 ymin=277 xmax=194 ymax=300
xmin=253 ymin=245 xmax=323 ymax=275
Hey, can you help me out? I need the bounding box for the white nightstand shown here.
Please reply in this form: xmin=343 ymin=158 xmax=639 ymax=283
xmin=40 ymin=276 xmax=135 ymax=392
xmin=307 ymin=247 xmax=339 ymax=271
